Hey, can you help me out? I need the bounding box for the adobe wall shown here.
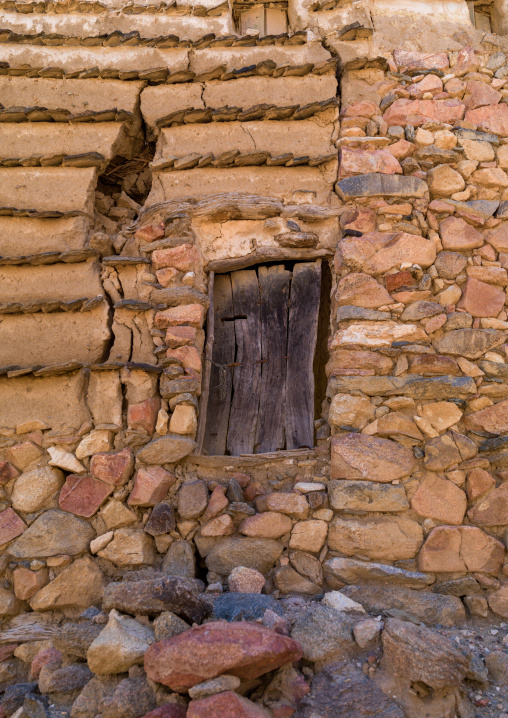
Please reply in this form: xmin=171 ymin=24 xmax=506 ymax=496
xmin=1 ymin=0 xmax=508 ymax=644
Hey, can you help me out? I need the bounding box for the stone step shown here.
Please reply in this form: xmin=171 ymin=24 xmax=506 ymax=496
xmin=0 ymin=167 xmax=97 ymax=213
xmin=0 ymin=123 xmax=127 ymax=168
xmin=0 ymin=260 xmax=103 ymax=303
xmin=154 ymin=120 xmax=335 ymax=162
xmin=0 ymin=301 xmax=110 ymax=368
xmin=0 ymin=76 xmax=143 ymax=114
xmin=141 ymin=74 xmax=338 ymax=132
xmin=0 ymin=216 xmax=90 ymax=257
xmin=147 ymin=165 xmax=338 ymax=204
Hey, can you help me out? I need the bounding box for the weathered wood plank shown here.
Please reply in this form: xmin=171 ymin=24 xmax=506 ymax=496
xmin=286 ymin=260 xmax=321 ymax=449
xmin=195 ymin=271 xmax=214 ymax=455
xmin=227 ymin=269 xmax=262 ymax=456
xmin=205 ymin=247 xmax=331 ymax=273
xmin=202 ymin=272 xmax=235 ymax=456
xmin=255 ymin=264 xmax=290 ymax=453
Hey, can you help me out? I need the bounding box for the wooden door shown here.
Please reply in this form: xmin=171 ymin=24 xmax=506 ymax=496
xmin=202 ymin=261 xmax=321 ymax=456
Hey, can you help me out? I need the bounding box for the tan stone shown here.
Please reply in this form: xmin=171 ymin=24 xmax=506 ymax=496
xmin=5 ymin=441 xmax=43 ymax=471
xmin=11 ymin=467 xmax=63 ymax=514
xmin=427 ymin=165 xmax=465 ymax=197
xmin=228 ymin=567 xmax=265 ymax=594
xmin=13 ymin=567 xmax=49 ymax=601
xmin=200 ymin=514 xmax=235 ymax=537
xmin=328 ymin=394 xmax=375 ymax=430
xmin=464 ymin=398 xmax=508 ymax=434
xmin=460 ymin=139 xmax=495 ymax=162
xmin=418 ymin=525 xmax=505 ymax=573
xmin=467 ymin=483 xmax=508 ymax=526
xmin=87 ymin=609 xmax=155 ymax=675
xmin=457 ymin=278 xmax=506 ymax=318
xmin=0 ymin=261 xmax=102 ymax=304
xmin=338 ymin=231 xmax=436 ymax=275
xmin=331 ymin=433 xmax=416 ymax=482
xmin=76 ymin=430 xmax=113 ymax=460
xmin=100 ymin=500 xmax=137 ymax=531
xmin=439 ymin=216 xmax=484 ymax=251
xmin=419 ymin=402 xmax=463 ymax=432
xmin=466 ymin=468 xmax=495 ymax=501
xmin=87 ymin=371 xmax=123 ymax=428
xmin=337 ymin=273 xmax=392 ymax=308
xmin=98 ymin=528 xmax=155 ymax=567
xmin=289 ymin=520 xmax=328 ymax=553
xmin=488 ymin=585 xmax=508 ymax=618
xmin=375 ymin=412 xmax=422 ymax=440
xmin=472 ymin=167 xmax=508 ymax=187
xmin=256 ymin=493 xmax=309 ymax=520
xmin=328 ymin=516 xmax=423 ymax=560
xmin=331 ymin=321 xmax=427 ymax=348
xmin=169 ymin=405 xmax=197 ymax=435
xmin=47 ymin=447 xmax=85 ymax=475
xmin=30 ymin=556 xmax=104 ymax=614
xmin=410 ymin=473 xmax=467 ymax=525
xmin=239 ymin=512 xmax=292 ymax=539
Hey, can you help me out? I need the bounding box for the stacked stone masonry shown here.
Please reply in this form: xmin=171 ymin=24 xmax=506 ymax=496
xmin=3 ymin=0 xmax=508 ymax=713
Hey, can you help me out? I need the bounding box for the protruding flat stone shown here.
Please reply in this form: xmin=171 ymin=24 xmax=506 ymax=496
xmin=336 ymin=173 xmax=427 ymax=201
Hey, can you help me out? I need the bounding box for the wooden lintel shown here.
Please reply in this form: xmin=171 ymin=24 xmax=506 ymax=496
xmin=205 ymin=247 xmax=331 ymax=273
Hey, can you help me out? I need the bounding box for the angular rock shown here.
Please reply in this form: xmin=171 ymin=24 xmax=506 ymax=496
xmin=100 ymin=678 xmax=156 ymax=718
xmin=162 ymin=540 xmax=196 ymax=578
xmin=411 ymin=473 xmax=467 ymax=524
xmin=0 ymin=508 xmax=26 ymax=547
xmin=103 ymin=576 xmax=211 ymax=624
xmin=328 ymin=394 xmax=375 ymax=430
xmin=240 ymin=512 xmax=292 ymax=539
xmin=434 ymin=328 xmax=505 ymax=359
xmin=465 ymin=397 xmax=508 ymax=434
xmin=381 ymin=618 xmax=470 ymax=687
xmin=90 ymin=449 xmax=134 ymax=487
xmin=434 ymin=251 xmax=468 ymax=279
xmin=418 ymin=525 xmax=505 ymax=574
xmin=39 ymin=661 xmax=92 ymax=694
xmin=59 ymin=475 xmax=113 ymax=518
xmin=136 ymin=436 xmax=196 ymax=464
xmin=273 ymin=565 xmax=322 ymax=595
xmin=228 ymin=567 xmax=265 ymax=594
xmin=188 ymin=675 xmax=241 ymax=700
xmin=153 ymin=612 xmax=190 ymax=642
xmin=383 ymin=98 xmax=464 ymax=127
xmin=87 ymin=609 xmax=155 ymax=675
xmin=466 ymin=468 xmax=495 ymax=501
xmin=328 ymin=480 xmax=409 ymax=512
xmin=0 ymin=461 xmax=19 ymax=484
xmin=332 ymin=321 xmax=427 ymax=348
xmin=342 ymin=585 xmax=465 ymax=626
xmin=338 ymin=231 xmax=436 ymax=275
xmin=468 ymin=482 xmax=508 ymax=526
xmin=465 ymin=103 xmax=508 ymax=136
xmin=212 ymin=593 xmax=283 ymax=622
xmin=337 ymin=273 xmax=392 ymax=308
xmin=177 ymin=480 xmax=208 ymax=519
xmin=256 ymin=493 xmax=309 ymax=519
xmin=458 ymin=277 xmax=505 ymax=318
xmin=54 ymin=622 xmax=102 ymax=660
xmin=339 ymin=147 xmax=402 ymax=178
xmin=144 ymin=622 xmax=303 ymax=692
xmin=205 ymin=538 xmax=283 ymax=576
xmin=10 ymin=510 xmax=94 ymax=558
xmin=128 ymin=467 xmax=176 ymax=507
xmin=187 ymin=692 xmax=269 ymax=718
xmin=98 ymin=529 xmax=155 ymax=567
xmin=331 ymin=434 xmax=416 ymax=482
xmin=328 ymin=516 xmax=423 ymax=561
xmin=127 ymin=398 xmax=160 ymax=435
xmin=145 ymin=503 xmax=175 ymax=536
xmin=427 ymin=165 xmax=465 ymax=197
xmin=322 ymin=591 xmax=365 ymax=614
xmin=488 ymin=585 xmax=508 ymax=617
xmin=12 ymin=467 xmax=64 ymax=514
xmin=30 ymin=557 xmax=103 ymax=614
xmin=335 ymin=173 xmax=427 ymax=201
xmin=290 ymin=605 xmax=355 ymax=663
xmin=324 ymin=557 xmax=434 ymax=589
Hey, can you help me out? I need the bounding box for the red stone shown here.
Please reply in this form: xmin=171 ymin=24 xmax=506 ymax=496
xmin=0 ymin=461 xmax=18 ymax=484
xmin=467 ymin=468 xmax=496 ymax=501
xmin=166 ymin=346 xmax=202 ymax=375
xmin=341 ymin=101 xmax=379 ymax=118
xmin=463 ymin=81 xmax=501 ymax=111
xmin=152 ymin=244 xmax=200 ymax=272
xmin=29 ymin=647 xmax=63 ymax=680
xmin=340 ymin=207 xmax=376 ymax=233
xmin=243 ymin=480 xmax=266 ymax=502
xmin=187 ymin=693 xmax=268 ymax=718
xmin=90 ymin=448 xmax=134 ymax=486
xmin=144 ymin=622 xmax=303 ymax=692
xmin=135 ymin=223 xmax=165 ymax=243
xmin=385 ymin=270 xmax=416 ymax=293
xmin=13 ymin=566 xmax=48 ymax=600
xmin=408 ymin=74 xmax=443 ymax=98
xmin=468 ymin=482 xmax=508 ymax=526
xmin=339 ymin=147 xmax=402 ymax=178
xmin=392 ymin=49 xmax=449 ymax=72
xmin=453 ymin=47 xmax=479 ymax=77
xmin=0 ymin=508 xmax=26 ymax=546
xmin=0 ymin=645 xmax=16 ymax=664
xmin=457 ymin=277 xmax=505 ymax=318
xmin=408 ymin=354 xmax=460 ymax=376
xmin=141 ymin=705 xmax=187 ymax=718
xmin=127 ymin=398 xmax=161 ymax=434
xmin=165 ymin=326 xmax=197 ymax=348
xmin=465 ymin=104 xmax=508 ymax=137
xmin=128 ymin=466 xmax=176 ymax=507
xmin=383 ymin=98 xmax=465 ymax=127
xmin=59 ymin=475 xmax=113 ymax=518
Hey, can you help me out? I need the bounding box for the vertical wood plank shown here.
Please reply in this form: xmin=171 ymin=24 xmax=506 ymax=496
xmin=255 ymin=264 xmax=290 ymax=453
xmin=195 ymin=271 xmax=214 ymax=455
xmin=227 ymin=269 xmax=262 ymax=456
xmin=202 ymin=273 xmax=235 ymax=456
xmin=286 ymin=260 xmax=321 ymax=449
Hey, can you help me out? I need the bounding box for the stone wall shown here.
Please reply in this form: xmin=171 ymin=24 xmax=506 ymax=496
xmin=1 ymin=0 xmax=508 ymax=660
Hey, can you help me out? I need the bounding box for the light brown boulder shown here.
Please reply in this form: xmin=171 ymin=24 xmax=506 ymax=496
xmin=464 ymin=397 xmax=508 ymax=434
xmin=337 ymin=273 xmax=392 ymax=308
xmin=328 ymin=516 xmax=423 ymax=560
xmin=30 ymin=557 xmax=103 ymax=614
xmin=458 ymin=277 xmax=505 ymax=318
xmin=331 ymin=433 xmax=416 ymax=482
xmin=87 ymin=609 xmax=154 ymax=675
xmin=289 ymin=520 xmax=328 ymax=553
xmin=338 ymin=231 xmax=436 ymax=276
xmin=418 ymin=525 xmax=505 ymax=574
xmin=427 ymin=165 xmax=465 ymax=197
xmin=11 ymin=467 xmax=63 ymax=514
xmin=410 ymin=473 xmax=467 ymax=525
xmin=331 ymin=321 xmax=427 ymax=348
xmin=239 ymin=512 xmax=292 ymax=539
xmin=488 ymin=585 xmax=508 ymax=618
xmin=329 ymin=394 xmax=375 ymax=430
xmin=419 ymin=401 xmax=462 ymax=432
xmin=98 ymin=529 xmax=155 ymax=567
xmin=467 ymin=483 xmax=508 ymax=526
xmin=256 ymin=493 xmax=309 ymax=520
xmin=439 ymin=216 xmax=484 ymax=251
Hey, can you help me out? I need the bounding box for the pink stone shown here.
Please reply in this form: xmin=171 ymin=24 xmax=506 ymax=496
xmin=135 ymin=223 xmax=165 ymax=242
xmin=240 ymin=512 xmax=293 ymax=539
xmin=485 ymin=224 xmax=508 ymax=252
xmin=466 ymin=468 xmax=496 ymax=501
xmin=0 ymin=461 xmax=18 ymax=484
xmin=408 ymin=74 xmax=443 ymax=98
xmin=200 ymin=514 xmax=235 ymax=537
xmin=59 ymin=475 xmax=113 ymax=517
xmin=29 ymin=647 xmax=63 ymax=680
xmin=90 ymin=448 xmax=134 ymax=486
xmin=337 ymin=272 xmax=392 ymax=309
xmin=463 ymin=80 xmax=501 ymax=111
xmin=387 ymin=139 xmax=415 ymax=160
xmin=453 ymin=47 xmax=479 ymax=77
xmin=0 ymin=645 xmax=16 ymax=663
xmin=156 ymin=267 xmax=180 ymax=287
xmin=468 ymin=482 xmax=508 ymax=526
xmin=151 ymin=244 xmax=200 ymax=272
xmin=418 ymin=525 xmax=505 ymax=574
xmin=465 ymin=103 xmax=508 ymax=136
xmin=127 ymin=398 xmax=161 ymax=434
xmin=166 ymin=346 xmax=202 ymax=375
xmin=425 ymin=313 xmax=447 ymax=333
xmin=13 ymin=566 xmax=49 ymax=601
xmin=392 ymin=50 xmax=449 ymax=72
xmin=338 ymin=147 xmax=402 ymax=178
xmin=439 ymin=216 xmax=484 ymax=251
xmin=383 ymin=98 xmax=465 ymax=127
xmin=457 ymin=277 xmax=505 ymax=318
xmin=340 ymin=208 xmax=376 ymax=234
xmin=128 ymin=466 xmax=176 ymax=507
xmin=154 ymin=304 xmax=206 ymax=330
xmin=165 ymin=326 xmax=197 ymax=348
xmin=341 ymin=101 xmax=379 ymax=118
xmin=410 ymin=474 xmax=467 ymax=525
xmin=187 ymin=693 xmax=269 ymax=718
xmin=0 ymin=508 xmax=26 ymax=546
xmin=201 ymin=486 xmax=229 ymax=523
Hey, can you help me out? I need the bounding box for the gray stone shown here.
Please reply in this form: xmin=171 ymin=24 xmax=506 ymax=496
xmin=212 ymin=592 xmax=283 ymax=622
xmin=337 ymin=306 xmax=391 ymax=322
xmin=205 ymin=537 xmax=283 ymax=576
xmin=341 ymin=585 xmax=466 ymax=626
xmin=479 ymin=360 xmax=508 ymax=378
xmin=496 ymin=199 xmax=508 ymax=219
xmin=324 ymin=557 xmax=435 ymax=589
xmin=162 ymin=540 xmax=196 ymax=577
xmin=336 ymin=173 xmax=427 ymax=200
xmin=39 ymin=663 xmax=92 ymax=694
xmin=153 ymin=611 xmax=190 ymax=641
xmin=70 ymin=676 xmax=120 ymax=718
xmin=177 ymin=480 xmax=208 ymax=519
xmin=486 ymin=651 xmax=508 ymax=684
xmin=328 ymin=374 xmax=476 ymax=400
xmin=290 ymin=605 xmax=356 ymax=663
xmin=289 ymin=551 xmax=323 ymax=585
xmin=188 ymin=675 xmax=241 ymax=699
xmin=273 ymin=566 xmax=322 ymax=595
xmin=2 ymin=683 xmax=38 ymax=716
xmin=99 ymin=678 xmax=156 ymax=718
xmin=434 ymin=252 xmax=468 ymax=279
xmin=328 ymin=480 xmax=409 ymax=512
xmin=102 ymin=576 xmax=212 ymax=624
xmin=486 ymin=52 xmax=506 ymax=71
xmin=144 ymin=503 xmax=175 ymax=536
xmin=465 ymin=200 xmax=499 ymax=217
xmin=454 ymin=128 xmax=500 ymax=144
xmin=136 ymin=436 xmax=195 ymax=464
xmin=400 ymin=301 xmax=442 ymax=321
xmin=54 ymin=622 xmax=102 ymax=659
xmin=434 ymin=329 xmax=505 ymax=359
xmin=9 ymin=510 xmax=94 ymax=558
xmin=294 ymin=662 xmax=404 ymax=718
xmin=432 ymin=577 xmax=481 ymax=597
